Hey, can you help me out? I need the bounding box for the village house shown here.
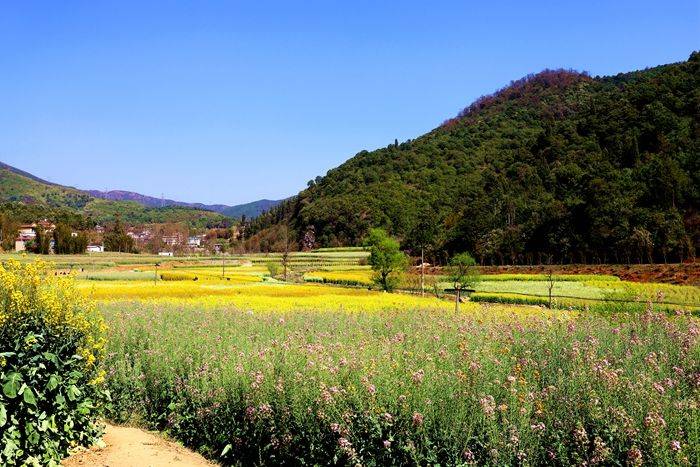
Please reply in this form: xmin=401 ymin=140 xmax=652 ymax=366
xmin=14 ymin=220 xmax=57 ymax=252
xmin=86 ymin=244 xmax=104 ymax=253
xmin=161 ymin=234 xmax=182 ymax=246
xmin=14 ymin=235 xmax=31 ymax=252
xmin=18 ymin=224 xmax=37 ymax=239
xmin=188 ymin=235 xmax=203 ymax=247
xmin=126 ymin=229 xmax=153 ymax=244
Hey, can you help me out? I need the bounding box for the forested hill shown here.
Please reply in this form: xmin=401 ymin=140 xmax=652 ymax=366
xmin=0 ymin=165 xmax=230 ymax=228
xmin=252 ymin=52 xmax=699 ymax=264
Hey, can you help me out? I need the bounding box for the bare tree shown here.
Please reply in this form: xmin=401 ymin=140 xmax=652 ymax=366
xmin=447 ymin=252 xmax=480 ymax=313
xmin=281 ymin=224 xmax=290 ymax=281
xmin=545 ymin=255 xmax=556 ymax=309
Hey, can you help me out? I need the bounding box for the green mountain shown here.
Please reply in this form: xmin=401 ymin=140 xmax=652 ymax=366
xmin=221 ymin=199 xmax=284 ymax=219
xmin=253 ymin=52 xmax=699 ymax=264
xmin=0 ymin=165 xmax=229 ymax=227
xmin=86 ymin=189 xmax=282 ymax=219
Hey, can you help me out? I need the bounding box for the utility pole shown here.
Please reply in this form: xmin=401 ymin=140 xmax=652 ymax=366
xmin=154 ymin=262 xmax=160 ymax=285
xmin=420 ymin=246 xmax=425 ymax=297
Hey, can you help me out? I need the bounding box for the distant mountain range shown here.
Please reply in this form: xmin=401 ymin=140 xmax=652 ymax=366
xmin=86 ymin=189 xmax=283 ymax=219
xmin=0 ymin=161 xmax=283 ymax=222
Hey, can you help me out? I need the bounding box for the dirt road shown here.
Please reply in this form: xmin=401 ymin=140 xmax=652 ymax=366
xmin=62 ymin=423 xmax=213 ymax=467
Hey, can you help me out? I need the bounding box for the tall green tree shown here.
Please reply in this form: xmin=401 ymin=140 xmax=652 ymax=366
xmin=364 ymin=228 xmax=408 ymax=292
xmin=103 ymin=215 xmax=134 ymax=253
xmin=33 ymin=228 xmax=52 ymax=254
xmin=0 ymin=213 xmax=19 ymax=251
xmin=53 ymin=224 xmax=88 ymax=254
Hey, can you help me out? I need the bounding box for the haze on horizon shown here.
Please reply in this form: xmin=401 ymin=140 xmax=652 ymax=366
xmin=0 ymin=1 xmax=697 ymax=205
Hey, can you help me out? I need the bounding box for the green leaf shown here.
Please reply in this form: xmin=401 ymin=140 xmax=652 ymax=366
xmin=66 ymin=385 xmax=81 ymax=401
xmin=23 ymin=387 xmax=36 ymax=406
xmin=46 ymin=375 xmax=59 ymax=392
xmin=25 ymin=422 xmax=39 ymax=445
xmin=2 ymin=373 xmax=22 ymax=398
xmin=221 ymin=444 xmax=232 ymax=457
xmin=2 ymin=438 xmax=18 ymax=457
xmin=42 ymin=352 xmax=58 ymax=363
xmin=0 ymin=403 xmax=6 ymax=427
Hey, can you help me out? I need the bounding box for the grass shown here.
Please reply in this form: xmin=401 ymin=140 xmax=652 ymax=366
xmin=79 ymin=270 xmax=156 ymax=281
xmin=304 ymin=269 xmax=374 ymax=287
xmin=480 ymin=273 xmax=620 ymax=282
xmin=301 ymin=268 xmax=700 ymax=310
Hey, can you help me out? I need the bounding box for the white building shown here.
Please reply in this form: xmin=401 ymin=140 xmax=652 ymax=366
xmin=18 ymin=225 xmax=37 ymax=239
xmin=158 ymin=251 xmax=174 ymax=257
xmin=162 ymin=234 xmax=181 ymax=246
xmin=188 ymin=235 xmax=203 ymax=247
xmin=86 ymin=244 xmax=104 ymax=253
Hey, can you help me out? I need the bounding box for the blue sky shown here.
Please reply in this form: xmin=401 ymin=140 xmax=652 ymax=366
xmin=0 ymin=1 xmax=697 ymax=205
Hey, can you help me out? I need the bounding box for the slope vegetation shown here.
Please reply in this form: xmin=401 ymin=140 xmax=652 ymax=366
xmin=255 ymin=52 xmax=699 ymax=264
xmin=0 ymin=167 xmax=227 ymax=227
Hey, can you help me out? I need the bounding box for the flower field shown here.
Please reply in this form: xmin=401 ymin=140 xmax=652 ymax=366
xmin=3 ymin=253 xmax=699 ymax=464
xmin=101 ymin=300 xmax=699 ymax=465
xmin=78 ymin=281 xmax=456 ymax=313
xmin=303 ymin=269 xmax=700 ymax=310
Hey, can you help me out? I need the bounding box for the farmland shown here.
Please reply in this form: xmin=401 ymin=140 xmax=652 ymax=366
xmin=2 ymin=251 xmax=699 ymax=464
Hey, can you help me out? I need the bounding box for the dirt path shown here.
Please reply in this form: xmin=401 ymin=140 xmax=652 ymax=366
xmin=62 ymin=423 xmax=214 ymax=467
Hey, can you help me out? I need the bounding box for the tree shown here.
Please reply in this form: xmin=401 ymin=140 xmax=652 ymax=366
xmin=629 ymin=227 xmax=653 ymax=264
xmin=447 ymin=252 xmax=480 ymax=312
xmin=364 ymin=228 xmax=408 ymax=292
xmin=53 ymin=223 xmax=88 ymax=254
xmin=544 ymin=255 xmax=556 ymax=309
xmin=0 ymin=213 xmax=19 ymax=251
xmin=33 ymin=228 xmax=52 ymax=254
xmin=266 ymin=261 xmax=280 ymax=277
xmin=103 ymin=215 xmax=134 ymax=253
xmin=301 ymin=225 xmax=316 ymax=251
xmin=406 ymin=211 xmax=439 ymax=296
xmin=281 ymin=225 xmax=291 ymax=281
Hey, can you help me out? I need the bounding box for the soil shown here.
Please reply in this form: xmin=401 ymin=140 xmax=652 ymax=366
xmin=62 ymin=423 xmax=214 ymax=467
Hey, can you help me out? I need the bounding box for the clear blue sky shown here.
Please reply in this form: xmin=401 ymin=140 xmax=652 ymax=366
xmin=0 ymin=1 xmax=697 ymax=205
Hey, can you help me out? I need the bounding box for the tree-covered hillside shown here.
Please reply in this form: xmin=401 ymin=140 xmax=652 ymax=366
xmin=0 ymin=167 xmax=229 ymax=228
xmin=253 ymin=53 xmax=699 ymax=264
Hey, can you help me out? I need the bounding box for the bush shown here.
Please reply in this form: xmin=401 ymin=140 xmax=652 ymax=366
xmin=0 ymin=260 xmax=107 ymax=465
xmin=470 ymin=292 xmax=551 ymax=306
xmin=159 ymin=271 xmax=197 ymax=281
xmin=266 ymin=262 xmax=280 ymax=277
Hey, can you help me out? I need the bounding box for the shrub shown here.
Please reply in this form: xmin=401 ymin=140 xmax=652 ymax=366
xmin=159 ymin=271 xmax=197 ymax=281
xmin=470 ymin=292 xmax=550 ymax=306
xmin=0 ymin=259 xmax=107 ymax=465
xmin=266 ymin=262 xmax=280 ymax=277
